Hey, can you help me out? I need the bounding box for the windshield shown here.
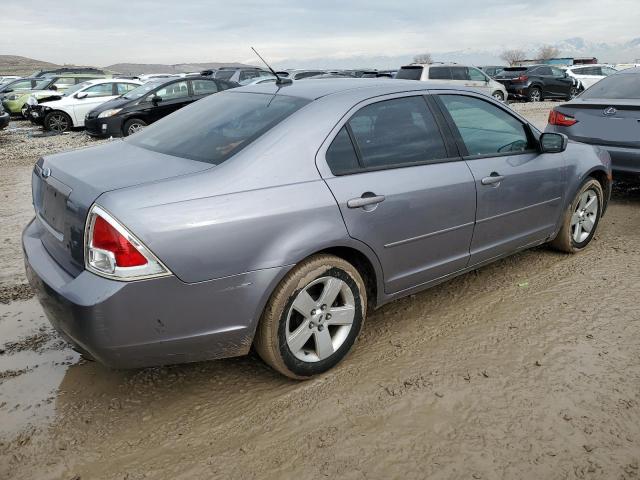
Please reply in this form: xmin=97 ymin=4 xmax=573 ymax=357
xmin=123 ymin=80 xmax=166 ymax=99
xmin=580 ymin=74 xmax=640 ymax=99
xmin=127 ymin=92 xmax=310 ymax=164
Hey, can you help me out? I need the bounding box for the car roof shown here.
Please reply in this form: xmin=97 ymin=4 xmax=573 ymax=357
xmin=237 ymin=78 xmax=474 ymax=101
xmin=402 ymin=63 xmax=461 ymax=67
xmin=617 ymin=67 xmax=640 ymax=74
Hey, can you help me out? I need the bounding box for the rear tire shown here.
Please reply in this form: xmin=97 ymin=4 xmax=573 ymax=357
xmin=528 ymin=87 xmax=542 ymax=102
xmin=492 ymin=91 xmax=505 ymax=101
xmin=44 ymin=111 xmax=72 ymax=133
xmin=254 ymin=254 xmax=367 ymax=380
xmin=550 ymin=179 xmax=603 ymax=253
xmin=123 ymin=118 xmax=147 ymax=136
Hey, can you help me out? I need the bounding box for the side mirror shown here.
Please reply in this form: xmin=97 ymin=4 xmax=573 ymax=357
xmin=540 ymin=132 xmax=568 ymax=153
xmin=151 ymin=95 xmax=162 ymax=105
xmin=75 ymin=92 xmax=88 ymax=99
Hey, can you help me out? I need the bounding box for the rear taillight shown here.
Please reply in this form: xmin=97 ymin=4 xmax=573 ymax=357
xmin=516 ymin=75 xmax=528 ymax=82
xmin=548 ymin=109 xmax=578 ymax=127
xmin=85 ymin=205 xmax=171 ymax=280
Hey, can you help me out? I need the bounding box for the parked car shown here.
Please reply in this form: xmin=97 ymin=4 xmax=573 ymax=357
xmin=562 ymin=64 xmax=618 ymax=90
xmin=395 ymin=63 xmax=508 ymax=101
xmin=29 ymin=67 xmax=109 ymax=78
xmin=494 ymin=65 xmax=579 ymax=102
xmin=0 ymin=75 xmax=21 ymax=85
xmin=546 ymin=67 xmax=640 ymax=180
xmin=27 ymin=79 xmax=142 ymax=132
xmin=85 ymin=76 xmax=236 ymax=137
xmin=478 ymin=66 xmax=505 ymax=78
xmin=138 ymin=73 xmax=180 ymax=82
xmin=23 ymin=79 xmax=611 ymax=379
xmin=2 ymin=74 xmax=106 ymax=116
xmin=0 ymin=102 xmax=9 ymax=130
xmin=214 ymin=67 xmax=271 ymax=83
xmin=277 ymin=70 xmax=329 ymax=80
xmin=239 ymin=76 xmax=277 ymax=85
xmin=0 ymin=77 xmax=47 ymax=97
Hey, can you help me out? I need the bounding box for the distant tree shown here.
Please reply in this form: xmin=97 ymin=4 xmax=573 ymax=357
xmin=537 ymin=45 xmax=560 ymax=61
xmin=413 ymin=53 xmax=433 ymax=64
xmin=500 ymin=49 xmax=527 ymax=66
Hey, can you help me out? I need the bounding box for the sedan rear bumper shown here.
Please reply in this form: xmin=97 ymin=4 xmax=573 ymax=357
xmin=23 ymin=217 xmax=286 ymax=368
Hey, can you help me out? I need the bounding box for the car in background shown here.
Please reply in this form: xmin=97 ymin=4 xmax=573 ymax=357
xmin=24 ymin=79 xmax=611 ymax=378
xmin=85 ymin=76 xmax=237 ymax=137
xmin=138 ymin=73 xmax=180 ymax=82
xmin=277 ymin=70 xmax=328 ymax=80
xmin=494 ymin=65 xmax=579 ymax=102
xmin=0 ymin=102 xmax=9 ymax=130
xmin=546 ymin=67 xmax=640 ymax=180
xmin=304 ymin=73 xmax=354 ymax=80
xmin=2 ymin=74 xmax=107 ymax=116
xmin=0 ymin=75 xmax=21 ymax=85
xmin=0 ymin=77 xmax=48 ymax=97
xmin=615 ymin=63 xmax=640 ymax=71
xmin=28 ymin=79 xmax=142 ymax=132
xmin=396 ymin=63 xmax=508 ymax=101
xmin=214 ymin=67 xmax=271 ymax=83
xmin=479 ymin=66 xmax=505 ymax=78
xmin=563 ymin=64 xmax=618 ymax=90
xmin=29 ymin=67 xmax=109 ymax=78
xmin=239 ymin=76 xmax=277 ymax=85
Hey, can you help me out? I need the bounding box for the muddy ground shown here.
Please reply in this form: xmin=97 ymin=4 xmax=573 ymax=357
xmin=0 ymin=104 xmax=639 ymax=479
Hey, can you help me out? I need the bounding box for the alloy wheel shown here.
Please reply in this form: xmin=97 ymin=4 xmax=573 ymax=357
xmin=285 ymin=276 xmax=355 ymax=362
xmin=569 ymin=87 xmax=579 ymax=99
xmin=48 ymin=113 xmax=69 ymax=132
xmin=529 ymin=89 xmax=541 ymax=102
xmin=127 ymin=123 xmax=145 ymax=135
xmin=571 ymin=189 xmax=599 ymax=244
xmin=493 ymin=91 xmax=504 ymax=101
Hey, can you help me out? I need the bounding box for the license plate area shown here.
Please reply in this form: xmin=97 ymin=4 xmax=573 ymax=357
xmin=33 ymin=172 xmax=72 ymax=239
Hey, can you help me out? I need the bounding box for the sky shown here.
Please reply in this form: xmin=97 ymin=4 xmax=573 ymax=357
xmin=1 ymin=0 xmax=638 ymax=67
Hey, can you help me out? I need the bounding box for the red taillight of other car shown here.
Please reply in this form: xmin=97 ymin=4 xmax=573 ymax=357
xmin=548 ymin=109 xmax=578 ymax=127
xmin=515 ymin=75 xmax=528 ymax=82
xmin=85 ymin=205 xmax=170 ymax=280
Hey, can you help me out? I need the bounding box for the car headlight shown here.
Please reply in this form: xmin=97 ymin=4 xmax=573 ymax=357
xmin=6 ymin=94 xmax=18 ymax=101
xmin=97 ymin=108 xmax=122 ymax=119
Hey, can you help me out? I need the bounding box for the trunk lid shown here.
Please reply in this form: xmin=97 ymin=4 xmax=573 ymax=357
xmin=32 ymin=140 xmax=213 ymax=276
xmin=557 ymin=99 xmax=640 ymax=148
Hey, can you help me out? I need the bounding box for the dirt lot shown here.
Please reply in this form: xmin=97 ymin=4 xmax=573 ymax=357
xmin=1 ymin=104 xmax=639 ymax=480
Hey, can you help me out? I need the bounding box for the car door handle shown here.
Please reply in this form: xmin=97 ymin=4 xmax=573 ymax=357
xmin=347 ymin=194 xmax=386 ymax=209
xmin=481 ymin=173 xmax=505 ymax=186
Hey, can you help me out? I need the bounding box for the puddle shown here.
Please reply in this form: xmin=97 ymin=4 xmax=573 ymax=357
xmin=0 ymin=299 xmax=80 ymax=439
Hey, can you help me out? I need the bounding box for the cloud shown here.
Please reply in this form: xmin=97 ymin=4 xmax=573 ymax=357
xmin=0 ymin=0 xmax=636 ymax=66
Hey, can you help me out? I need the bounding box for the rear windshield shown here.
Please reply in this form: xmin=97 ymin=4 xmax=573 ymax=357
xmin=580 ymin=74 xmax=640 ymax=99
xmin=395 ymin=67 xmax=423 ymax=80
xmin=126 ymin=92 xmax=310 ymax=164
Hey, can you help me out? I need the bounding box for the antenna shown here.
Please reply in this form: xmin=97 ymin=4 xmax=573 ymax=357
xmin=251 ymin=47 xmax=292 ymax=85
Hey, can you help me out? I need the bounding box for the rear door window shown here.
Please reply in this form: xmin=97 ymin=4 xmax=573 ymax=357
xmin=83 ymin=83 xmax=114 ymax=97
xmin=326 ymin=127 xmax=360 ymax=175
xmin=153 ymin=81 xmax=189 ymax=100
xmin=428 ymin=67 xmax=452 ymax=80
xmin=439 ymin=94 xmax=532 ymax=156
xmin=537 ymin=66 xmax=553 ymax=76
xmin=450 ymin=67 xmax=469 ymax=80
xmin=116 ymin=83 xmax=138 ymax=95
xmin=346 ymin=96 xmax=448 ymax=169
xmin=192 ymin=79 xmax=218 ymax=95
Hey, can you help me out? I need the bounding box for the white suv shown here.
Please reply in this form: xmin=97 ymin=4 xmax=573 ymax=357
xmin=563 ymin=64 xmax=618 ymax=90
xmin=29 ymin=79 xmax=141 ymax=132
xmin=396 ymin=63 xmax=508 ymax=101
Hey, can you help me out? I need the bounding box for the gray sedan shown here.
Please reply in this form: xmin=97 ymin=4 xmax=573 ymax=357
xmin=23 ymin=79 xmax=612 ymax=379
xmin=546 ymin=67 xmax=639 ymax=180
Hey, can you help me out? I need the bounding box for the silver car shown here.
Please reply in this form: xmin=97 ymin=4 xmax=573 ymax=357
xmin=23 ymin=79 xmax=611 ymax=379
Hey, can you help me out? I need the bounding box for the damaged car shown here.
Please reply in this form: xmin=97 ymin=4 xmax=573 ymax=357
xmin=27 ymin=79 xmax=141 ymax=132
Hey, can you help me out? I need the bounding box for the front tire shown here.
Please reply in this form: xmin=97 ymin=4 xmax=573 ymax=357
xmin=44 ymin=111 xmax=72 ymax=133
xmin=550 ymin=179 xmax=603 ymax=253
xmin=568 ymin=86 xmax=579 ymax=99
xmin=492 ymin=91 xmax=505 ymax=101
xmin=123 ymin=118 xmax=147 ymax=136
xmin=254 ymin=254 xmax=367 ymax=379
